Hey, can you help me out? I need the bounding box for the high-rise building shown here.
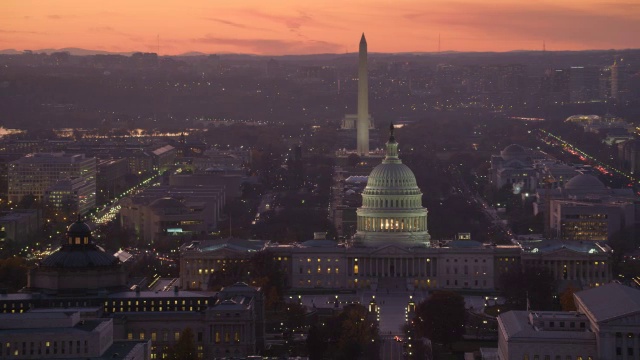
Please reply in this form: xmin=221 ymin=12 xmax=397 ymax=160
xmin=44 ymin=177 xmax=95 ymax=215
xmin=611 ymin=58 xmax=620 ymax=100
xmin=8 ymin=153 xmax=96 ymax=210
xmin=569 ymin=66 xmax=601 ymax=103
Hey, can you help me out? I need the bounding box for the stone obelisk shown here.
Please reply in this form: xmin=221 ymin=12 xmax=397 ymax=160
xmin=357 ymin=33 xmax=369 ymax=156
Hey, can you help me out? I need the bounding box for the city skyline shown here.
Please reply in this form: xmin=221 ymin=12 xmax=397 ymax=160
xmin=3 ymin=0 xmax=640 ymax=55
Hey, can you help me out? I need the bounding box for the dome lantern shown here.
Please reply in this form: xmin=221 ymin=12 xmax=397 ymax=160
xmin=66 ymin=215 xmax=93 ymax=246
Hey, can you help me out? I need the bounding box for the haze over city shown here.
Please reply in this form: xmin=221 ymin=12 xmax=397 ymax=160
xmin=2 ymin=1 xmax=640 ymax=360
xmin=4 ymin=0 xmax=640 ymax=55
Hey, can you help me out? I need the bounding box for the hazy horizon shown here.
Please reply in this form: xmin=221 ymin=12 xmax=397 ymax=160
xmin=2 ymin=46 xmax=639 ymax=57
xmin=4 ymin=0 xmax=640 ymax=56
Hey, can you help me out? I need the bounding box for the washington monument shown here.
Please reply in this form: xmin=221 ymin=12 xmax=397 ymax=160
xmin=357 ymin=33 xmax=370 ymax=156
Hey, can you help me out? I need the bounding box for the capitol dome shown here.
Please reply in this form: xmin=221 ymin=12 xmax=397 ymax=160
xmin=355 ymin=124 xmax=430 ymax=247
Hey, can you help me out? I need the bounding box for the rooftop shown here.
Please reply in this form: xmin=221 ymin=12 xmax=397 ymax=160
xmin=498 ymin=311 xmax=595 ymax=341
xmin=575 ymin=283 xmax=640 ymax=323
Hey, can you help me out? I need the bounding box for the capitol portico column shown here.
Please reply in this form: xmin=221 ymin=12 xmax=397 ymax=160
xmin=395 ymin=258 xmax=398 ymax=277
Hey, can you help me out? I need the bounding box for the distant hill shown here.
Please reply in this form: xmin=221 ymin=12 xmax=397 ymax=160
xmin=0 ymin=47 xmax=134 ymax=56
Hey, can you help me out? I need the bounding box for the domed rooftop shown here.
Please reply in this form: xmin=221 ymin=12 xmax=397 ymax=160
xmin=503 ymin=144 xmax=526 ymax=154
xmin=564 ymin=174 xmax=605 ymax=190
xmin=39 ymin=218 xmax=119 ymax=269
xmin=149 ymin=197 xmax=185 ymax=209
xmin=356 ymin=124 xmax=430 ymax=248
xmin=67 ymin=218 xmax=92 ymax=237
xmin=40 ymin=246 xmax=119 ymax=268
xmin=365 ymin=123 xmax=418 ymax=190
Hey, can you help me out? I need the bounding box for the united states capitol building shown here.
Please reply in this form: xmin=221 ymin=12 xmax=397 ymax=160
xmin=181 ymin=127 xmax=613 ymax=293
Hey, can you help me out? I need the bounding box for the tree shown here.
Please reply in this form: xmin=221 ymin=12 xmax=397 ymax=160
xmin=560 ymin=285 xmax=578 ymax=311
xmin=167 ymin=328 xmax=197 ymax=360
xmin=17 ymin=194 xmax=38 ymax=209
xmin=306 ymin=304 xmax=379 ymax=360
xmin=347 ymin=153 xmax=361 ymax=167
xmin=415 ymin=291 xmax=466 ymax=347
xmin=0 ymin=257 xmax=28 ymax=291
xmin=500 ymin=265 xmax=557 ymax=310
xmin=283 ymin=301 xmax=307 ymax=338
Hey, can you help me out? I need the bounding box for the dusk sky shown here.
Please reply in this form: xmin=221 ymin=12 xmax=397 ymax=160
xmin=3 ymin=0 xmax=640 ymax=55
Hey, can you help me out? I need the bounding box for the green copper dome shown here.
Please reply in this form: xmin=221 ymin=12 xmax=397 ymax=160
xmin=355 ymin=124 xmax=430 ymax=247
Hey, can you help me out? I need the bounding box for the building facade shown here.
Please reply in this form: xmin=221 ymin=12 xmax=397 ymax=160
xmin=8 ymin=153 xmax=96 ymax=208
xmin=0 ymin=219 xmax=265 ymax=360
xmin=498 ymin=283 xmax=640 ymax=360
xmin=180 ymin=130 xmax=612 ymax=293
xmin=120 ymin=186 xmax=225 ymax=244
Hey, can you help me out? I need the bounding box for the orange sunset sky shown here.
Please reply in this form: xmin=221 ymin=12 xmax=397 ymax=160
xmin=2 ymin=0 xmax=640 ymax=55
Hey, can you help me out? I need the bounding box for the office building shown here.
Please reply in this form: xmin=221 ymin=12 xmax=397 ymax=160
xmin=8 ymin=153 xmax=96 ymax=210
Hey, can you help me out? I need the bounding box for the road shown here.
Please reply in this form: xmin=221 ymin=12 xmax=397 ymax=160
xmin=380 ymin=334 xmax=406 ymax=360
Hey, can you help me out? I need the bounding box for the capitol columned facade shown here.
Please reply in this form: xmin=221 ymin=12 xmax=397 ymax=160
xmin=180 ymin=125 xmax=613 ymax=293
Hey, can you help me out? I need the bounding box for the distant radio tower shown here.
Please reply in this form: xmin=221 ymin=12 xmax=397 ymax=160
xmin=157 ymin=34 xmax=160 ymax=55
xmin=438 ymin=33 xmax=441 ymax=53
xmin=543 ymin=40 xmax=546 ymax=52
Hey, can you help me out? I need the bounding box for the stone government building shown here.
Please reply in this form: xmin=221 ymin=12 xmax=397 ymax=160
xmin=181 ymin=127 xmax=613 ymax=293
xmin=0 ymin=219 xmax=265 ymax=360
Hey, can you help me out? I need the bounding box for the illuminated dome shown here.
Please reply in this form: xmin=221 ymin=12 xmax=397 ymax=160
xmin=564 ymin=174 xmax=605 ymax=191
xmin=355 ymin=124 xmax=430 ymax=247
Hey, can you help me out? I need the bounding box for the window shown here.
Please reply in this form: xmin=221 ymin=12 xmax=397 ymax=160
xmin=215 ymin=332 xmax=220 ymax=344
xmin=140 ymin=332 xmax=145 ymax=340
xmin=175 ymin=332 xmax=180 ymax=341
